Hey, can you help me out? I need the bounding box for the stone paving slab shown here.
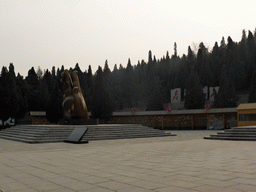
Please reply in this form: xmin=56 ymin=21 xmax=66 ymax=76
xmin=1 ymin=130 xmax=256 ymax=191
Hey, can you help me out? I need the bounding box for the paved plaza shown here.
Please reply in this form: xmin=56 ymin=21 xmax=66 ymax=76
xmin=1 ymin=130 xmax=256 ymax=192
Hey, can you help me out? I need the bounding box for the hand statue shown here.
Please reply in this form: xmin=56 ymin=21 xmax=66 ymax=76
xmin=60 ymin=70 xmax=89 ymax=120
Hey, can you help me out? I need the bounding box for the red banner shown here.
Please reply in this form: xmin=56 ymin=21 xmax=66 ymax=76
xmin=204 ymin=104 xmax=210 ymax=111
xmin=165 ymin=106 xmax=171 ymax=112
xmin=131 ymin=108 xmax=137 ymax=113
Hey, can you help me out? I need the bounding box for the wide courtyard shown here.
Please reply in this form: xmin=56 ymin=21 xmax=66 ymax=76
xmin=1 ymin=130 xmax=256 ymax=192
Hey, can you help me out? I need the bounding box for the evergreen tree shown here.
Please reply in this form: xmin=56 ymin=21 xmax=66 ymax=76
xmin=121 ymin=59 xmax=136 ymax=108
xmin=0 ymin=67 xmax=11 ymax=126
xmin=0 ymin=66 xmax=22 ymax=127
xmin=112 ymin=64 xmax=122 ymax=110
xmin=36 ymin=66 xmax=43 ymax=80
xmin=246 ymin=31 xmax=256 ymax=88
xmin=195 ymin=43 xmax=207 ymax=76
xmin=35 ymin=79 xmax=51 ymax=111
xmin=186 ymin=46 xmax=195 ymax=73
xmin=173 ymin=42 xmax=177 ymax=59
xmin=146 ymin=76 xmax=164 ymax=111
xmin=248 ymin=69 xmax=256 ymax=103
xmin=184 ymin=68 xmax=205 ymax=109
xmin=91 ymin=66 xmax=114 ymax=121
xmin=103 ymin=60 xmax=113 ymax=99
xmin=46 ymin=82 xmax=62 ymax=123
xmin=214 ymin=65 xmax=237 ymax=108
xmin=74 ymin=63 xmax=87 ymax=99
xmin=145 ymin=51 xmax=159 ymax=102
xmin=44 ymin=70 xmax=62 ymax=123
xmin=226 ymin=36 xmax=246 ymax=91
xmin=103 ymin=60 xmax=112 ymax=80
xmin=219 ymin=36 xmax=227 ymax=74
xmin=26 ymin=67 xmax=39 ymax=91
xmin=173 ymin=55 xmax=189 ymax=92
xmin=51 ymin=66 xmax=56 ymax=78
xmin=133 ymin=60 xmax=148 ymax=106
xmin=239 ymin=30 xmax=248 ymax=65
xmin=8 ymin=64 xmax=24 ymax=117
xmin=210 ymin=42 xmax=222 ymax=86
xmin=43 ymin=70 xmax=55 ymax=96
xmin=85 ymin=65 xmax=93 ymax=111
xmin=148 ymin=50 xmax=153 ymax=65
xmin=158 ymin=54 xmax=172 ymax=103
xmin=16 ymin=73 xmax=29 ymax=118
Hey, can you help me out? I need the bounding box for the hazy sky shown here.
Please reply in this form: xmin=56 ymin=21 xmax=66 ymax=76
xmin=1 ymin=0 xmax=256 ymax=76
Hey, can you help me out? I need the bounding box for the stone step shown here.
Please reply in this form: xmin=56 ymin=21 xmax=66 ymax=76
xmin=225 ymin=128 xmax=256 ymax=132
xmin=2 ymin=128 xmax=168 ymax=136
xmin=217 ymin=132 xmax=256 ymax=136
xmin=204 ymin=126 xmax=256 ymax=141
xmin=81 ymin=135 xmax=172 ymax=141
xmin=0 ymin=135 xmax=65 ymax=143
xmin=204 ymin=136 xmax=256 ymax=141
xmin=211 ymin=134 xmax=256 ymax=137
xmin=0 ymin=124 xmax=176 ymax=143
xmin=0 ymin=133 xmax=70 ymax=140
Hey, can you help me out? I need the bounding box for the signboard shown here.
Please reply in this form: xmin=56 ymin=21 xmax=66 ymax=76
xmin=208 ymin=115 xmax=224 ymax=130
xmin=171 ymin=88 xmax=181 ymax=103
xmin=202 ymin=86 xmax=208 ymax=100
xmin=0 ymin=117 xmax=15 ymax=126
xmin=64 ymin=127 xmax=89 ymax=144
xmin=209 ymin=87 xmax=219 ymax=101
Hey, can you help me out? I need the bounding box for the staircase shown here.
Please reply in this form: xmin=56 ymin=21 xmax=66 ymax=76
xmin=0 ymin=124 xmax=176 ymax=143
xmin=204 ymin=126 xmax=256 ymax=141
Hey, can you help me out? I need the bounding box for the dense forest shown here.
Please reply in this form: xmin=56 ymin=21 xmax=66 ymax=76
xmin=0 ymin=29 xmax=256 ymax=123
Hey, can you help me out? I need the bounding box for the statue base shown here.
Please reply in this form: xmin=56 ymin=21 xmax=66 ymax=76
xmin=59 ymin=119 xmax=98 ymax=125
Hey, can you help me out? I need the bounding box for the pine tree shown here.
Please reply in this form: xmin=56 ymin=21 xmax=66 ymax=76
xmin=112 ymin=64 xmax=122 ymax=110
xmin=74 ymin=63 xmax=87 ymax=99
xmin=44 ymin=70 xmax=62 ymax=123
xmin=91 ymin=66 xmax=114 ymax=121
xmin=121 ymin=59 xmax=136 ymax=108
xmin=103 ymin=60 xmax=112 ymax=81
xmin=173 ymin=56 xmax=189 ymax=91
xmin=173 ymin=42 xmax=177 ymax=58
xmin=36 ymin=66 xmax=43 ymax=80
xmin=214 ymin=65 xmax=237 ymax=108
xmin=246 ymin=31 xmax=256 ymax=88
xmin=248 ymin=69 xmax=256 ymax=103
xmin=0 ymin=67 xmax=10 ymax=126
xmin=103 ymin=60 xmax=114 ymax=101
xmin=26 ymin=67 xmax=39 ymax=91
xmin=85 ymin=65 xmax=93 ymax=111
xmin=226 ymin=36 xmax=246 ymax=91
xmin=46 ymin=82 xmax=62 ymax=123
xmin=16 ymin=73 xmax=29 ymax=118
xmin=184 ymin=68 xmax=205 ymax=109
xmin=0 ymin=66 xmax=22 ymax=127
xmin=51 ymin=66 xmax=56 ymax=78
xmin=148 ymin=50 xmax=153 ymax=65
xmin=186 ymin=46 xmax=195 ymax=73
xmin=146 ymin=76 xmax=164 ymax=111
xmin=36 ymin=79 xmax=50 ymax=111
xmin=239 ymin=30 xmax=248 ymax=65
xmin=210 ymin=42 xmax=222 ymax=86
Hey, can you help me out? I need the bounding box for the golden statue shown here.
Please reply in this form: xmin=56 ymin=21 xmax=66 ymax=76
xmin=60 ymin=70 xmax=89 ymax=120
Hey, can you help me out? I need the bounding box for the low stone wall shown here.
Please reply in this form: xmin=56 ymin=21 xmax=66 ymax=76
xmin=106 ymin=109 xmax=237 ymax=130
xmin=32 ymin=116 xmax=51 ymax=125
xmin=25 ymin=109 xmax=238 ymax=129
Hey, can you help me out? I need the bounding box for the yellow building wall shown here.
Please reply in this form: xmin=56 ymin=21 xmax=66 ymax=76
xmin=237 ymin=109 xmax=256 ymax=126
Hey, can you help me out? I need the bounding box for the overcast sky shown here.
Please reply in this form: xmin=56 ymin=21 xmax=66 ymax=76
xmin=1 ymin=0 xmax=255 ymax=76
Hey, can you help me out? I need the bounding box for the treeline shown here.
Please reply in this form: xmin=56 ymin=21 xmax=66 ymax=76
xmin=0 ymin=29 xmax=256 ymax=123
